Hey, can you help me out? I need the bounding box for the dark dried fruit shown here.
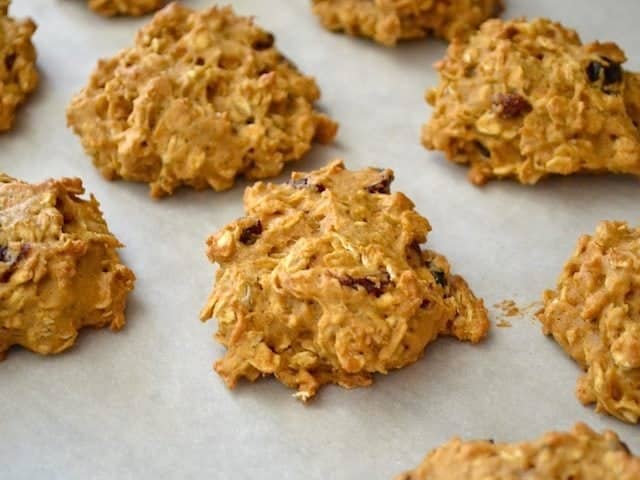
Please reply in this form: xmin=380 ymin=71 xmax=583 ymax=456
xmin=253 ymin=33 xmax=275 ymax=50
xmin=4 ymin=53 xmax=16 ymax=72
xmin=586 ymin=61 xmax=602 ymax=82
xmin=239 ymin=221 xmax=262 ymax=245
xmin=0 ymin=246 xmax=8 ymax=262
xmin=493 ymin=93 xmax=532 ymax=119
xmin=339 ymin=272 xmax=391 ymax=297
xmin=420 ymin=299 xmax=431 ymax=309
xmin=587 ymin=59 xmax=623 ymax=86
xmin=426 ymin=265 xmax=447 ymax=287
xmin=604 ymin=63 xmax=623 ymax=85
xmin=474 ymin=140 xmax=491 ymax=158
xmin=366 ymin=172 xmax=393 ymax=194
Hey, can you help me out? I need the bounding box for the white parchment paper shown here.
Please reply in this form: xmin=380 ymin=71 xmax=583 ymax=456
xmin=1 ymin=1 xmax=639 ymax=478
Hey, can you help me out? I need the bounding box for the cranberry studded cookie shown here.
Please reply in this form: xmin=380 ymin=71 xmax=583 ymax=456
xmin=311 ymin=0 xmax=503 ymax=46
xmin=538 ymin=221 xmax=640 ymax=423
xmin=87 ymin=0 xmax=165 ymax=17
xmin=0 ymin=0 xmax=38 ymax=132
xmin=67 ymin=3 xmax=337 ymax=198
xmin=422 ymin=18 xmax=640 ymax=185
xmin=0 ymin=174 xmax=135 ymax=359
xmin=396 ymin=423 xmax=640 ymax=480
xmin=201 ymin=160 xmax=489 ymax=401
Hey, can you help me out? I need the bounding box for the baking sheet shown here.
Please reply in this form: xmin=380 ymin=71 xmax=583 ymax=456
xmin=1 ymin=1 xmax=639 ymax=478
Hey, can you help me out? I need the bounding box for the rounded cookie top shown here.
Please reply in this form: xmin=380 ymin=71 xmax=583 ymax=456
xmin=67 ymin=3 xmax=337 ymax=198
xmin=87 ymin=0 xmax=165 ymax=17
xmin=422 ymin=18 xmax=640 ymax=185
xmin=538 ymin=221 xmax=640 ymax=423
xmin=201 ymin=160 xmax=488 ymax=401
xmin=0 ymin=0 xmax=38 ymax=132
xmin=0 ymin=174 xmax=135 ymax=359
xmin=396 ymin=423 xmax=640 ymax=480
xmin=312 ymin=0 xmax=503 ymax=46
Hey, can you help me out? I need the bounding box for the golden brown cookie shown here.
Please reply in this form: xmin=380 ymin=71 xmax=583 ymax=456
xmin=312 ymin=0 xmax=503 ymax=46
xmin=200 ymin=160 xmax=489 ymax=401
xmin=396 ymin=423 xmax=640 ymax=480
xmin=0 ymin=0 xmax=38 ymax=132
xmin=0 ymin=174 xmax=135 ymax=360
xmin=422 ymin=18 xmax=640 ymax=185
xmin=538 ymin=221 xmax=640 ymax=423
xmin=87 ymin=0 xmax=165 ymax=17
xmin=67 ymin=3 xmax=337 ymax=198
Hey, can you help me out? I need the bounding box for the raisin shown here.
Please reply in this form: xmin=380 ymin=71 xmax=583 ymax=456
xmin=0 ymin=246 xmax=8 ymax=262
xmin=366 ymin=172 xmax=393 ymax=194
xmin=493 ymin=93 xmax=532 ymax=119
xmin=604 ymin=63 xmax=623 ymax=85
xmin=586 ymin=61 xmax=602 ymax=82
xmin=420 ymin=299 xmax=431 ymax=309
xmin=474 ymin=140 xmax=491 ymax=158
xmin=239 ymin=221 xmax=262 ymax=245
xmin=587 ymin=59 xmax=623 ymax=86
xmin=253 ymin=33 xmax=275 ymax=51
xmin=426 ymin=263 xmax=447 ymax=287
xmin=339 ymin=272 xmax=391 ymax=297
xmin=4 ymin=53 xmax=16 ymax=72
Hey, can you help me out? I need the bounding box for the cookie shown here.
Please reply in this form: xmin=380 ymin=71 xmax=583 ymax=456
xmin=200 ymin=160 xmax=489 ymax=401
xmin=422 ymin=18 xmax=640 ymax=185
xmin=0 ymin=0 xmax=38 ymax=132
xmin=87 ymin=0 xmax=165 ymax=17
xmin=312 ymin=0 xmax=503 ymax=46
xmin=67 ymin=3 xmax=337 ymax=198
xmin=396 ymin=423 xmax=640 ymax=480
xmin=0 ymin=174 xmax=135 ymax=360
xmin=538 ymin=221 xmax=640 ymax=423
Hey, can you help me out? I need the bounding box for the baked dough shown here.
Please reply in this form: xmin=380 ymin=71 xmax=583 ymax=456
xmin=396 ymin=423 xmax=640 ymax=480
xmin=423 ymin=18 xmax=640 ymax=185
xmin=538 ymin=221 xmax=640 ymax=423
xmin=0 ymin=0 xmax=38 ymax=132
xmin=312 ymin=0 xmax=502 ymax=46
xmin=87 ymin=0 xmax=165 ymax=17
xmin=0 ymin=174 xmax=135 ymax=359
xmin=201 ymin=160 xmax=489 ymax=401
xmin=67 ymin=3 xmax=337 ymax=198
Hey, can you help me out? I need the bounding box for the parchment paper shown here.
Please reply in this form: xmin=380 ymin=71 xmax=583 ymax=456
xmin=1 ymin=1 xmax=639 ymax=478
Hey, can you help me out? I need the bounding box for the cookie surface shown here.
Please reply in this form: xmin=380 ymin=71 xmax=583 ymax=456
xmin=0 ymin=174 xmax=135 ymax=359
xmin=538 ymin=221 xmax=640 ymax=423
xmin=87 ymin=0 xmax=165 ymax=16
xmin=312 ymin=0 xmax=502 ymax=46
xmin=422 ymin=18 xmax=640 ymax=185
xmin=201 ymin=160 xmax=489 ymax=401
xmin=67 ymin=3 xmax=337 ymax=198
xmin=396 ymin=423 xmax=640 ymax=480
xmin=0 ymin=0 xmax=38 ymax=132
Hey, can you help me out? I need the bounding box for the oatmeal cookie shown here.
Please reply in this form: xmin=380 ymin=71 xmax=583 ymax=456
xmin=0 ymin=174 xmax=135 ymax=360
xmin=538 ymin=221 xmax=640 ymax=423
xmin=422 ymin=18 xmax=640 ymax=185
xmin=396 ymin=423 xmax=640 ymax=480
xmin=0 ymin=0 xmax=38 ymax=132
xmin=312 ymin=0 xmax=502 ymax=46
xmin=87 ymin=0 xmax=165 ymax=17
xmin=67 ymin=3 xmax=337 ymax=198
xmin=200 ymin=160 xmax=489 ymax=401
